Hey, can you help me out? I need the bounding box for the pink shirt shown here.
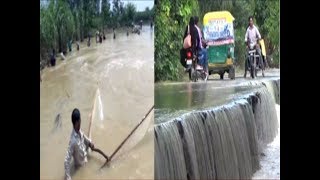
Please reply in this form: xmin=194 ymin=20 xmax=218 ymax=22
xmin=195 ymin=25 xmax=203 ymax=49
xmin=245 ymin=25 xmax=261 ymax=45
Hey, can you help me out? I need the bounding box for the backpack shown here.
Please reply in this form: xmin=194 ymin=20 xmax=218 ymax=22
xmin=183 ymin=25 xmax=192 ymax=49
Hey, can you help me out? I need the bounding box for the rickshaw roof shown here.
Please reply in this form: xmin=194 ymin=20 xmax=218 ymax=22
xmin=203 ymin=11 xmax=235 ymax=23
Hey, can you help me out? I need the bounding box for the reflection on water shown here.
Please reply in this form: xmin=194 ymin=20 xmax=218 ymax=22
xmin=155 ymin=82 xmax=264 ymax=124
xmin=40 ymin=26 xmax=154 ymax=179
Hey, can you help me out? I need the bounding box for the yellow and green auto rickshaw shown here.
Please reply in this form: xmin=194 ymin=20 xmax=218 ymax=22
xmin=203 ymin=11 xmax=236 ymax=80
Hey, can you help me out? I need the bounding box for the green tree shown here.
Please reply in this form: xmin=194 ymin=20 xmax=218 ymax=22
xmin=67 ymin=0 xmax=81 ymax=41
xmin=259 ymin=0 xmax=280 ymax=67
xmin=122 ymin=3 xmax=136 ymax=25
xmin=134 ymin=6 xmax=154 ymax=22
xmin=40 ymin=6 xmax=57 ymax=48
xmin=40 ymin=0 xmax=136 ymax=66
xmin=101 ymin=0 xmax=111 ymax=28
xmin=126 ymin=3 xmax=136 ymax=23
xmin=52 ymin=0 xmax=75 ymax=53
xmin=145 ymin=7 xmax=150 ymax=13
xmin=82 ymin=0 xmax=97 ymax=36
xmin=112 ymin=0 xmax=124 ymax=27
xmin=40 ymin=5 xmax=57 ymax=61
xmin=230 ymin=0 xmax=254 ymax=67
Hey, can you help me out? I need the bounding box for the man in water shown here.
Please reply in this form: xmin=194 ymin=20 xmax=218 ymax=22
xmin=99 ymin=32 xmax=102 ymax=43
xmin=87 ymin=32 xmax=91 ymax=47
xmin=50 ymin=49 xmax=56 ymax=66
xmin=113 ymin=27 xmax=116 ymax=39
xmin=64 ymin=108 xmax=108 ymax=180
xmin=68 ymin=39 xmax=72 ymax=52
xmin=96 ymin=31 xmax=99 ymax=43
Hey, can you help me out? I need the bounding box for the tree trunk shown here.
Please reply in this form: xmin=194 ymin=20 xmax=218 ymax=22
xmin=80 ymin=23 xmax=83 ymax=42
xmin=58 ymin=29 xmax=62 ymax=53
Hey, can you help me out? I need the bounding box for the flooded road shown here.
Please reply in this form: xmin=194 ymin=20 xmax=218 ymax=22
xmin=155 ymin=74 xmax=280 ymax=179
xmin=155 ymin=74 xmax=280 ymax=124
xmin=40 ymin=26 xmax=154 ymax=179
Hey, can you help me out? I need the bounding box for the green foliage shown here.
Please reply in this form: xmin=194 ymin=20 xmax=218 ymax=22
xmin=126 ymin=3 xmax=136 ymax=22
xmin=54 ymin=0 xmax=75 ymax=52
xmin=40 ymin=0 xmax=147 ymax=64
xmin=111 ymin=0 xmax=124 ymax=27
xmin=155 ymin=0 xmax=199 ymax=81
xmin=102 ymin=0 xmax=111 ymax=27
xmin=40 ymin=5 xmax=57 ymax=51
xmin=231 ymin=0 xmax=254 ymax=67
xmin=234 ymin=28 xmax=246 ymax=67
xmin=260 ymin=0 xmax=280 ymax=67
xmin=134 ymin=6 xmax=154 ymax=22
xmin=121 ymin=3 xmax=137 ymax=26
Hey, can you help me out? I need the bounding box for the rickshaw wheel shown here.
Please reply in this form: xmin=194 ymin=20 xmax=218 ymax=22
xmin=244 ymin=58 xmax=248 ymax=78
xmin=190 ymin=68 xmax=197 ymax=82
xmin=250 ymin=57 xmax=255 ymax=79
xmin=250 ymin=68 xmax=255 ymax=79
xmin=258 ymin=55 xmax=265 ymax=77
xmin=220 ymin=72 xmax=224 ymax=80
xmin=229 ymin=66 xmax=235 ymax=80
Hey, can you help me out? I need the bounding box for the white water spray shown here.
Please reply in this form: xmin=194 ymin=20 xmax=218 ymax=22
xmin=97 ymin=88 xmax=104 ymax=122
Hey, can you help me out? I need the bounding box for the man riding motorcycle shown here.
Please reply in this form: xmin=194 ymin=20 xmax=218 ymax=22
xmin=244 ymin=16 xmax=266 ymax=78
xmin=245 ymin=16 xmax=262 ymax=60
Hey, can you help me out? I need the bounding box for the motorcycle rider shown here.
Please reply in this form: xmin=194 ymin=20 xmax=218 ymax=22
xmin=181 ymin=17 xmax=198 ymax=73
xmin=181 ymin=17 xmax=207 ymax=77
xmin=194 ymin=16 xmax=208 ymax=79
xmin=245 ymin=16 xmax=262 ymax=59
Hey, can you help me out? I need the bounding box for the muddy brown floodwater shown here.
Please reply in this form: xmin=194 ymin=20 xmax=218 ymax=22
xmin=40 ymin=26 xmax=154 ymax=179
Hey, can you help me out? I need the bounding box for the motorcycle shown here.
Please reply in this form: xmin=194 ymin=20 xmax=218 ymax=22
xmin=185 ymin=48 xmax=207 ymax=82
xmin=244 ymin=41 xmax=265 ymax=78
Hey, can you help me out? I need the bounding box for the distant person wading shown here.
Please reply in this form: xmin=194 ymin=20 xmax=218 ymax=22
xmin=50 ymin=49 xmax=56 ymax=66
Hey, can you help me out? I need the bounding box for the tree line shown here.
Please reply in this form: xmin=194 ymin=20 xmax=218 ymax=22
xmin=40 ymin=0 xmax=154 ymax=66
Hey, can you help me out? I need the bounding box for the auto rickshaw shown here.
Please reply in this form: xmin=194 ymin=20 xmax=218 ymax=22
xmin=203 ymin=11 xmax=236 ymax=80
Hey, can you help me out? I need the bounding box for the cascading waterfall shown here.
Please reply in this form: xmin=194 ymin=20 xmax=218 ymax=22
xmin=238 ymin=101 xmax=260 ymax=173
xmin=262 ymin=79 xmax=280 ymax=105
xmin=155 ymin=122 xmax=187 ymax=180
xmin=155 ymin=82 xmax=279 ymax=180
xmin=242 ymin=79 xmax=280 ymax=105
xmin=251 ymin=87 xmax=278 ymax=145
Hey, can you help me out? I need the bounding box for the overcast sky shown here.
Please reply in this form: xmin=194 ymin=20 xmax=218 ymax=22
xmin=115 ymin=0 xmax=154 ymax=12
xmin=40 ymin=0 xmax=154 ymax=12
xmin=40 ymin=0 xmax=154 ymax=11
